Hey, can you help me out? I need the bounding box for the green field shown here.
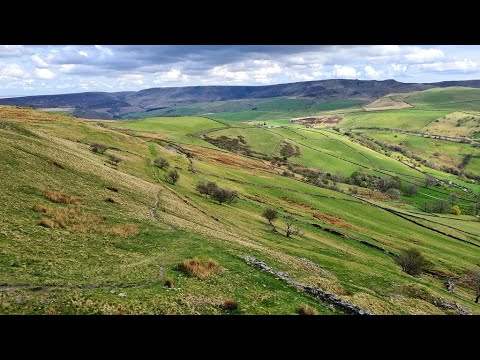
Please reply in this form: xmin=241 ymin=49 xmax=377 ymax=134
xmin=340 ymin=109 xmax=450 ymax=130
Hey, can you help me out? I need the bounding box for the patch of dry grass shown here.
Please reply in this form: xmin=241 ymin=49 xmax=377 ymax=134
xmin=177 ymin=258 xmax=223 ymax=279
xmin=42 ymin=190 xmax=84 ymax=204
xmin=32 ymin=203 xmax=139 ymax=237
xmin=297 ymin=303 xmax=317 ymax=315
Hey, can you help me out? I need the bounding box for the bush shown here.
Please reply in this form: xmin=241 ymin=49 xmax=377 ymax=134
xmin=262 ymin=208 xmax=278 ymax=226
xmin=223 ymin=298 xmax=238 ymax=311
xmin=451 ymin=205 xmax=461 ymax=215
xmin=297 ymin=304 xmax=317 ymax=315
xmin=211 ymin=187 xmax=237 ymax=205
xmin=177 ymin=258 xmax=223 ymax=279
xmin=403 ymin=183 xmax=419 ymax=197
xmin=395 ymin=248 xmax=430 ymax=276
xmin=166 ymin=169 xmax=180 ymax=184
xmin=90 ymin=143 xmax=108 ymax=154
xmin=154 ymin=157 xmax=169 ymax=169
xmin=108 ymin=154 xmax=122 ymax=165
xmin=386 ymin=188 xmax=401 ymax=200
xmin=434 ymin=199 xmax=450 ymax=214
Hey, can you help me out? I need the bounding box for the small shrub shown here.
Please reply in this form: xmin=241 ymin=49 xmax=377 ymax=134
xmin=166 ymin=169 xmax=180 ymax=185
xmin=106 ymin=186 xmax=118 ymax=192
xmin=223 ymin=298 xmax=238 ymax=311
xmin=154 ymin=157 xmax=170 ymax=169
xmin=395 ymin=248 xmax=430 ymax=276
xmin=90 ymin=143 xmax=108 ymax=154
xmin=297 ymin=304 xmax=317 ymax=315
xmin=105 ymin=197 xmax=117 ymax=204
xmin=386 ymin=188 xmax=401 ymax=200
xmin=164 ymin=277 xmax=174 ymax=288
xmin=42 ymin=190 xmax=84 ymax=204
xmin=403 ymin=184 xmax=419 ymax=197
xmin=451 ymin=205 xmax=461 ymax=215
xmin=177 ymin=258 xmax=223 ymax=279
xmin=108 ymin=154 xmax=122 ymax=165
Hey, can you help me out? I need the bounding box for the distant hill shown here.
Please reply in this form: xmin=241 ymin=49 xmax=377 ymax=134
xmin=3 ymin=79 xmax=480 ymax=119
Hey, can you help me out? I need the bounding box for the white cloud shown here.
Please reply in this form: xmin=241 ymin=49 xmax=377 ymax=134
xmin=35 ymin=68 xmax=56 ymax=79
xmin=31 ymin=54 xmax=49 ymax=68
xmin=0 ymin=63 xmax=27 ymax=78
xmin=94 ymin=45 xmax=113 ymax=56
xmin=153 ymin=69 xmax=189 ymax=85
xmin=404 ymin=48 xmax=445 ymax=63
xmin=412 ymin=59 xmax=478 ymax=72
xmin=79 ymin=51 xmax=89 ymax=57
xmin=59 ymin=64 xmax=76 ymax=73
xmin=331 ymin=65 xmax=359 ymax=79
xmin=0 ymin=45 xmax=27 ymax=57
xmin=364 ymin=65 xmax=382 ymax=79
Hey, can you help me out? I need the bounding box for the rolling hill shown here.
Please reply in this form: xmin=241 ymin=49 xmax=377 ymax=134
xmin=5 ymin=79 xmax=480 ymax=119
xmin=1 ymin=104 xmax=479 ymax=315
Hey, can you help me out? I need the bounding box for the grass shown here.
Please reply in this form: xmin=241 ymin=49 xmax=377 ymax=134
xmin=1 ymin=105 xmax=479 ymax=315
xmin=340 ymin=109 xmax=449 ymax=130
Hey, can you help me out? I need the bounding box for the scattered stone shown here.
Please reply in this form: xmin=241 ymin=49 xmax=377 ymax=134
xmin=118 ymin=292 xmax=127 ymax=297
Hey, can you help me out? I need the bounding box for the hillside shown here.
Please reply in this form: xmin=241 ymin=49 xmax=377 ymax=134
xmin=4 ymin=79 xmax=480 ymax=120
xmin=1 ymin=105 xmax=479 ymax=315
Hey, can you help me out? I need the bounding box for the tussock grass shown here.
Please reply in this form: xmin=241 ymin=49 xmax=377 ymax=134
xmin=164 ymin=277 xmax=174 ymax=288
xmin=297 ymin=304 xmax=317 ymax=315
xmin=42 ymin=190 xmax=84 ymax=205
xmin=222 ymin=298 xmax=238 ymax=311
xmin=177 ymin=258 xmax=223 ymax=279
xmin=39 ymin=218 xmax=58 ymax=228
xmin=32 ymin=203 xmax=138 ymax=237
xmin=105 ymin=197 xmax=117 ymax=204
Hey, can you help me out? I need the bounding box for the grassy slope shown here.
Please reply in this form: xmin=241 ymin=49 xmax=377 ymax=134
xmin=1 ymin=107 xmax=480 ymax=315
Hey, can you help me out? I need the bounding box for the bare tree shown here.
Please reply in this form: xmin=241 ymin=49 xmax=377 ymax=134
xmin=464 ymin=268 xmax=480 ymax=303
xmin=285 ymin=218 xmax=302 ymax=238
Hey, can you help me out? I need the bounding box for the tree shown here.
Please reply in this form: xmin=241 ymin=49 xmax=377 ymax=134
xmin=395 ymin=248 xmax=430 ymax=276
xmin=196 ymin=181 xmax=218 ymax=196
xmin=90 ymin=143 xmax=107 ymax=154
xmin=420 ymin=201 xmax=431 ymax=213
xmin=464 ymin=269 xmax=480 ymax=303
xmin=166 ymin=169 xmax=179 ymax=185
xmin=211 ymin=187 xmax=237 ymax=205
xmin=424 ymin=174 xmax=437 ymax=188
xmin=451 ymin=205 xmax=461 ymax=215
xmin=448 ymin=192 xmax=458 ymax=204
xmin=403 ymin=183 xmax=419 ymax=197
xmin=386 ymin=188 xmax=401 ymax=200
xmin=154 ymin=157 xmax=170 ymax=169
xmin=285 ymin=218 xmax=302 ymax=238
xmin=262 ymin=208 xmax=278 ymax=226
xmin=434 ymin=199 xmax=450 ymax=214
xmin=108 ymin=154 xmax=122 ymax=165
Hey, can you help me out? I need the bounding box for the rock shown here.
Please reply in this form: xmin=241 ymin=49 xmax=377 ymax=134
xmin=118 ymin=292 xmax=127 ymax=297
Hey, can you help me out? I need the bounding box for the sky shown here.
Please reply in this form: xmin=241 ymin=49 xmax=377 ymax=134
xmin=1 ymin=45 xmax=480 ymax=96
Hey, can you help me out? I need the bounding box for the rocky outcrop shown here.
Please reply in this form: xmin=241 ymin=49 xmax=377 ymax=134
xmin=240 ymin=255 xmax=373 ymax=315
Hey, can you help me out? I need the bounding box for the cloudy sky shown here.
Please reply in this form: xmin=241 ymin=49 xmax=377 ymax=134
xmin=1 ymin=45 xmax=480 ymax=96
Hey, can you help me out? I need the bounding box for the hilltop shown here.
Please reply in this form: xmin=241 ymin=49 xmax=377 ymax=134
xmin=4 ymin=79 xmax=480 ymax=119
